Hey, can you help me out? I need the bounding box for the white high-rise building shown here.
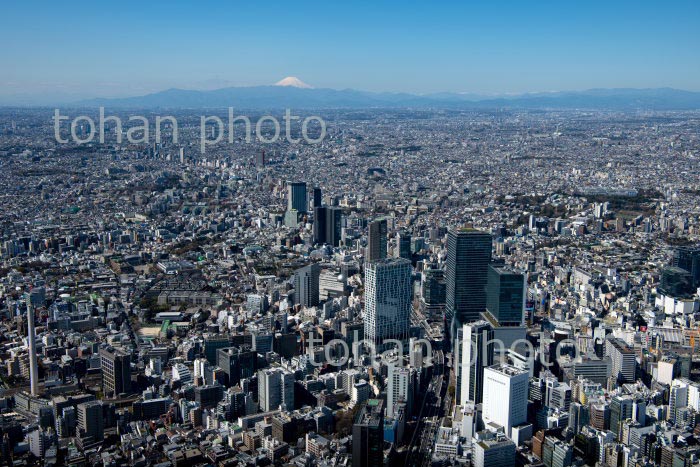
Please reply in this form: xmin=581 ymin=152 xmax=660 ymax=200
xmin=459 ymin=321 xmax=493 ymax=405
xmin=193 ymin=358 xmax=209 ymax=384
xmin=605 ymin=337 xmax=636 ymax=383
xmin=28 ymin=428 xmax=54 ymax=458
xmin=258 ymin=368 xmax=295 ymax=412
xmin=669 ymin=378 xmax=692 ymax=424
xmin=482 ymin=364 xmax=529 ymax=438
xmin=688 ymin=381 xmax=700 ymax=412
xmin=364 ymin=258 xmax=412 ymax=353
xmin=145 ymin=357 xmax=162 ymax=377
xmin=387 ymin=365 xmax=415 ymax=418
xmin=172 ymin=363 xmax=193 ymax=385
xmin=351 ymin=380 xmax=371 ymax=407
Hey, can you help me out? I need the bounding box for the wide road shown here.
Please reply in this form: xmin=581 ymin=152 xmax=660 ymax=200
xmin=404 ymin=349 xmax=445 ymax=467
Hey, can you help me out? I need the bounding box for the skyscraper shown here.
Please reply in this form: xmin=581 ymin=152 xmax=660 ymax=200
xmin=387 ymin=365 xmax=415 ymax=418
xmin=77 ymin=400 xmax=103 ymax=444
xmin=669 ymin=379 xmax=691 ymax=426
xmin=605 ymin=337 xmax=636 ymax=384
xmin=255 ymin=150 xmax=265 ymax=168
xmin=352 ymin=399 xmax=384 ymax=467
xmin=672 ymin=246 xmax=700 ymax=288
xmin=26 ymin=299 xmax=39 ymax=396
xmin=312 ymin=186 xmax=322 ymax=208
xmin=364 ymin=258 xmax=412 ymax=353
xmin=422 ymin=267 xmax=446 ymax=303
xmin=326 ymin=207 xmax=343 ymax=247
xmin=258 ymin=368 xmax=295 ymax=412
xmin=100 ymin=346 xmax=131 ymax=397
xmin=482 ymin=364 xmax=529 ymax=438
xmin=485 ymin=265 xmax=526 ymax=326
xmin=294 ymin=263 xmax=321 ymax=307
xmin=366 ymin=218 xmax=387 ymax=262
xmin=217 ymin=346 xmax=256 ymax=387
xmin=395 ymin=231 xmax=412 ymax=260
xmin=445 ymin=228 xmax=492 ymax=335
xmin=203 ymin=334 xmax=232 ymax=365
xmin=609 ymin=395 xmax=634 ymax=440
xmin=286 ymin=181 xmax=307 ymax=213
xmin=459 ymin=321 xmax=494 ymax=405
xmin=313 ymin=206 xmax=327 ymax=244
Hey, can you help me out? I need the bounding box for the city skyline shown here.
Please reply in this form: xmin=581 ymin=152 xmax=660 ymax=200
xmin=3 ymin=3 xmax=700 ymax=466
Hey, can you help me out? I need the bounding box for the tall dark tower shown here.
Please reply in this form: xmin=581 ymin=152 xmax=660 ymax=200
xmin=485 ymin=265 xmax=526 ymax=326
xmin=671 ymin=246 xmax=700 ymax=288
xmin=313 ymin=206 xmax=327 ymax=244
xmin=100 ymin=346 xmax=132 ymax=397
xmin=395 ymin=231 xmax=412 ymax=260
xmin=352 ymin=399 xmax=384 ymax=467
xmin=255 ymin=150 xmax=265 ymax=168
xmin=286 ymin=181 xmax=307 ymax=213
xmin=445 ymin=228 xmax=492 ymax=338
xmin=312 ymin=187 xmax=322 ymax=208
xmin=294 ymin=263 xmax=321 ymax=307
xmin=326 ymin=207 xmax=343 ymax=247
xmin=459 ymin=321 xmax=494 ymax=405
xmin=366 ymin=218 xmax=387 ymax=262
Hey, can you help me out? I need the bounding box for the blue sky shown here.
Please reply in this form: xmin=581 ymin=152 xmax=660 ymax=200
xmin=1 ymin=0 xmax=698 ymax=100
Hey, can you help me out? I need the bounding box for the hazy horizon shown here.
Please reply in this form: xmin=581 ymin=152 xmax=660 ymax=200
xmin=1 ymin=0 xmax=699 ymax=105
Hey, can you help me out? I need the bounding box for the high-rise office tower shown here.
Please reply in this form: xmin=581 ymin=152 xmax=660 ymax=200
xmin=366 ymin=218 xmax=387 ymax=262
xmin=255 ymin=150 xmax=265 ymax=168
xmin=203 ymin=334 xmax=232 ymax=365
xmin=395 ymin=231 xmax=412 ymax=260
xmin=672 ymin=246 xmax=700 ymax=288
xmin=100 ymin=346 xmax=131 ymax=397
xmin=445 ymin=228 xmax=492 ymax=336
xmin=326 ymin=207 xmax=343 ymax=247
xmin=460 ymin=321 xmax=494 ymax=405
xmin=287 ymin=181 xmax=307 ymax=213
xmin=28 ymin=428 xmax=54 ymax=458
xmin=387 ymin=365 xmax=415 ymax=418
xmin=312 ymin=187 xmax=322 ymax=208
xmin=258 ymin=368 xmax=295 ymax=412
xmin=569 ymin=402 xmax=590 ymax=435
xmin=605 ymin=337 xmax=636 ymax=384
xmin=364 ymin=258 xmax=412 ymax=353
xmin=217 ymin=346 xmax=256 ymax=387
xmin=485 ymin=265 xmax=526 ymax=326
xmin=659 ymin=266 xmax=693 ymax=297
xmin=421 ymin=267 xmax=446 ymax=316
xmin=609 ymin=395 xmax=634 ymax=440
xmin=482 ymin=364 xmax=529 ymax=438
xmin=352 ymin=399 xmax=384 ymax=467
xmin=313 ymin=206 xmax=327 ymax=244
xmin=77 ymin=400 xmax=104 ymax=443
xmin=26 ymin=299 xmax=39 ymax=396
xmin=473 ymin=434 xmax=516 ymax=467
xmin=669 ymin=379 xmax=691 ymax=425
xmin=294 ymin=263 xmax=321 ymax=307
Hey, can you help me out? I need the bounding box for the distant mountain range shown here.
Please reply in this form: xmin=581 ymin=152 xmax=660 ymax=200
xmin=75 ymin=85 xmax=700 ymax=111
